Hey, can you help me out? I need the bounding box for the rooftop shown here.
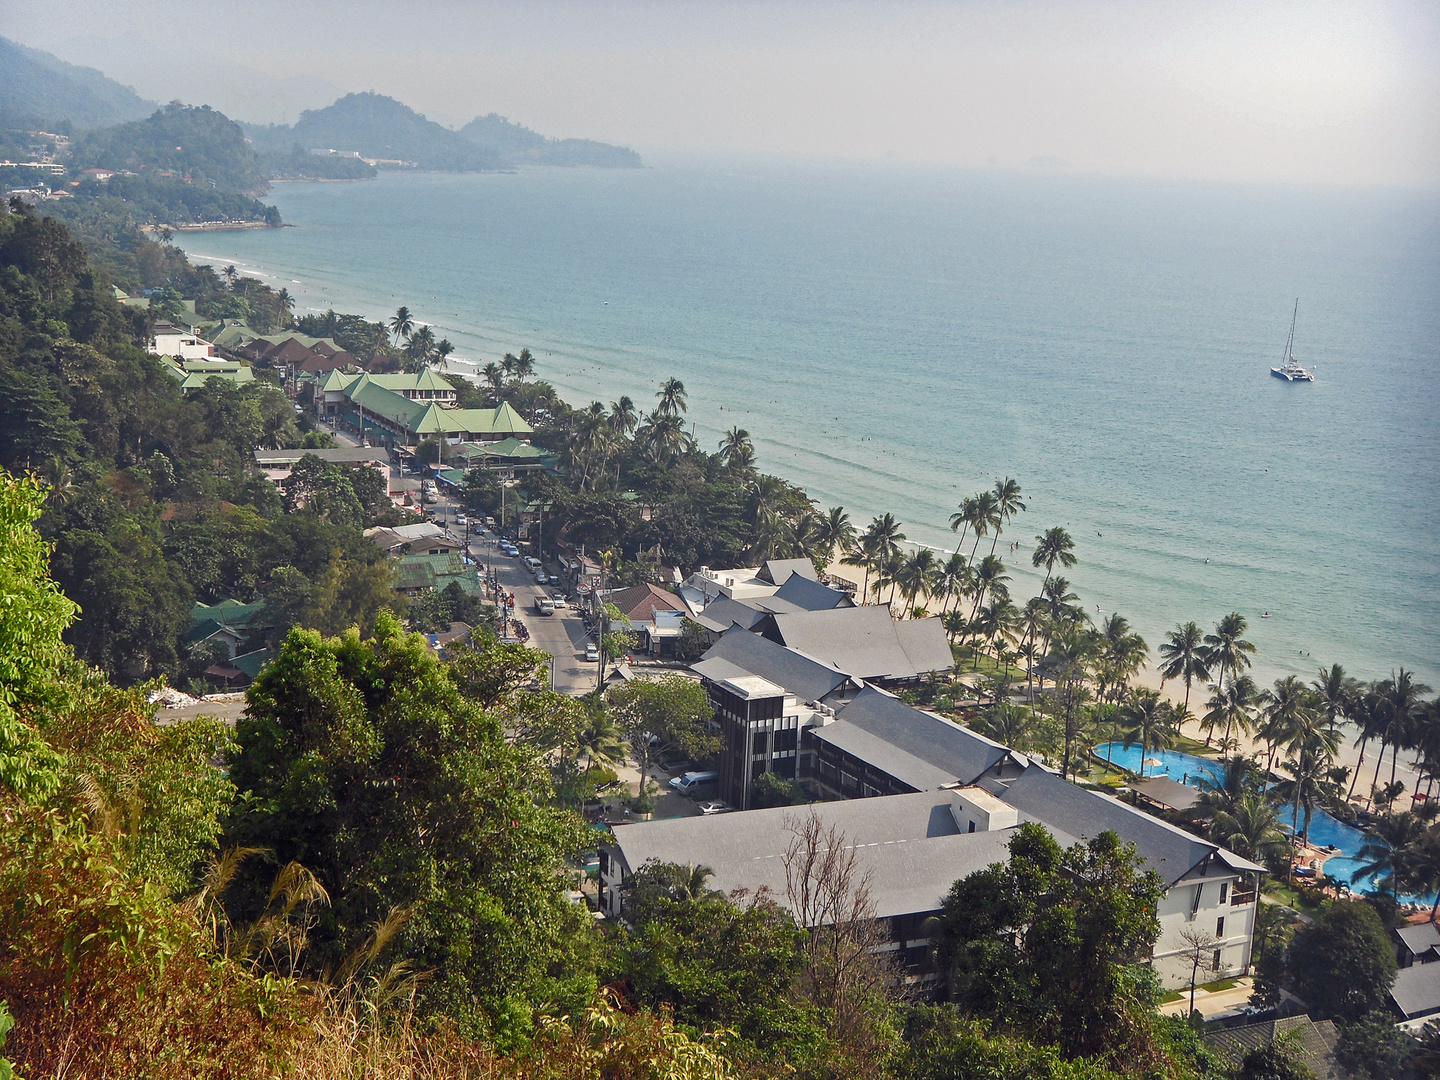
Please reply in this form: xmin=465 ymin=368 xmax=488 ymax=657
xmin=1393 ymin=961 xmax=1440 ymax=1019
xmin=693 ymin=627 xmax=856 ymax=705
xmin=761 ymin=606 xmax=952 ymax=681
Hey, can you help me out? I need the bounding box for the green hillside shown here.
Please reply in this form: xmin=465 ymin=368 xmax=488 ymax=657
xmin=69 ymin=102 xmax=269 ymax=192
xmin=0 ymin=36 xmax=155 ymax=129
xmin=246 ymin=92 xmax=502 ymax=172
xmin=459 ymin=112 xmax=642 ymax=167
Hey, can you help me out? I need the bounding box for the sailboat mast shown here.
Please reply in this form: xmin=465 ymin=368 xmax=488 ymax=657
xmin=1283 ymin=299 xmax=1298 ymax=364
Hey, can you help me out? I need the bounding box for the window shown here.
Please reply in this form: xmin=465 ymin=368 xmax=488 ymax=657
xmin=1216 ymin=917 xmax=1225 ymax=937
xmin=1219 ymin=882 xmax=1228 ymax=904
xmin=968 ymin=820 xmax=976 ymax=834
xmin=1212 ymin=949 xmax=1222 ymax=972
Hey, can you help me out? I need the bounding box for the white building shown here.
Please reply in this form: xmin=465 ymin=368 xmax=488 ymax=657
xmin=149 ymin=322 xmax=216 ymax=360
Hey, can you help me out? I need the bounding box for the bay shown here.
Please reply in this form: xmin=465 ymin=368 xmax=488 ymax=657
xmin=180 ymin=158 xmax=1440 ymax=687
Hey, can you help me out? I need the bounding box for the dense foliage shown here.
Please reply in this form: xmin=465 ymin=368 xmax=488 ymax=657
xmin=70 ymin=102 xmax=270 ymax=192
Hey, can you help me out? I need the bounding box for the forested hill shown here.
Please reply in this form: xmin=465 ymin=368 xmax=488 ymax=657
xmin=460 ymin=113 xmax=642 ymax=168
xmin=70 ymin=102 xmax=270 ymax=192
xmin=245 ymin=93 xmax=503 ymax=171
xmin=246 ymin=92 xmax=642 ymax=170
xmin=0 ymin=36 xmax=155 ymax=129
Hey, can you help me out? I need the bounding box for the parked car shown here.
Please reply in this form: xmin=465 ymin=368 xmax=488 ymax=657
xmin=535 ymin=569 xmax=547 ymax=585
xmin=455 ymin=513 xmax=467 ymax=525
xmin=584 ymin=643 xmax=599 ymax=662
xmin=668 ymin=771 xmax=719 ymax=794
xmin=698 ymin=801 xmax=730 ymax=815
xmin=551 ymin=592 xmax=567 ymax=608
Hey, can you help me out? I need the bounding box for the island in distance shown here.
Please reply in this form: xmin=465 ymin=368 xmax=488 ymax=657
xmin=245 ymin=91 xmax=642 ymax=171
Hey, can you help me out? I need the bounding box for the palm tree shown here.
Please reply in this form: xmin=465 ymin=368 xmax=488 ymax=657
xmin=636 ymin=412 xmax=690 ymax=464
xmin=986 ymin=477 xmax=1026 ymax=557
xmin=973 ymin=700 xmax=1038 ymax=753
xmin=655 ymin=377 xmax=687 ymax=418
xmin=609 ymin=396 xmax=638 ymax=436
xmin=896 ymin=547 xmax=940 ymax=616
xmin=222 ymin=264 xmax=238 ymax=288
xmin=814 ymin=506 xmax=857 ymax=568
xmin=1381 ymin=669 xmax=1434 ymax=790
xmin=1039 ymin=627 xmax=1096 ymax=780
xmin=938 ymin=553 xmax=972 ymax=616
xmin=1159 ymin=622 xmax=1212 ymax=721
xmin=1355 ymin=811 xmax=1436 ymax=905
xmin=1189 ymin=755 xmax=1262 ymax=823
xmin=1349 ymin=681 xmax=1388 ymax=802
xmin=575 ymin=709 xmax=627 ymax=782
xmin=1204 ymin=675 xmax=1259 ymax=755
xmin=388 ymin=305 xmax=414 ymax=346
xmin=1095 ymin=613 xmax=1149 ymax=705
xmin=965 ymin=554 xmax=1011 ymax=633
xmin=966 ymin=490 xmax=1000 ymax=565
xmin=404 ymin=325 xmax=436 ymax=371
xmin=1120 ymin=688 xmax=1174 ymax=777
xmin=949 ymin=495 xmax=981 ymax=552
xmin=481 ymin=361 xmax=505 ymax=394
xmin=842 ymin=530 xmax=885 ymax=605
xmin=1257 ymin=675 xmax=1317 ymax=777
xmin=276 ymin=287 xmax=295 ymax=324
xmin=511 ymin=347 xmax=536 ymax=380
xmin=719 ymin=427 xmax=755 ymax=471
xmin=1312 ymin=663 xmax=1359 ymax=742
xmin=1210 ymin=793 xmax=1289 ymax=867
xmin=1203 ymin=612 xmax=1256 ymax=708
xmin=974 ymin=597 xmax=1021 ymax=666
xmin=1272 ymin=731 xmax=1339 ymax=848
xmin=433 ymin=338 xmax=455 ymax=371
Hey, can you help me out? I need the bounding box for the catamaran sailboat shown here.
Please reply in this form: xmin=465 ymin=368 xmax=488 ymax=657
xmin=1271 ymin=300 xmax=1315 ymax=382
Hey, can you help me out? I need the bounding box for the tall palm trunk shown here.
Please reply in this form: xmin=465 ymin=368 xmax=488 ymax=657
xmin=1369 ymin=742 xmax=1388 ymax=807
xmin=1348 ymin=738 xmax=1369 ymax=800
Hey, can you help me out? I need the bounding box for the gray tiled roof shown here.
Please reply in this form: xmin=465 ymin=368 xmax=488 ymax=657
xmin=1393 ymin=961 xmax=1440 ymax=1019
xmin=607 ymin=790 xmax=1015 ymax=919
xmin=694 ymin=627 xmax=855 ymax=704
xmin=1397 ymin=922 xmax=1440 ymax=959
xmin=812 ymin=687 xmax=1012 ymax=789
xmin=893 ymin=617 xmax=955 ymax=674
xmin=691 ymin=594 xmax=770 ymax=634
xmin=1204 ymin=1016 xmax=1347 ymax=1080
xmin=1134 ymin=776 xmax=1203 ymax=812
xmin=999 ymin=765 xmax=1219 ymax=886
xmin=765 ymin=606 xmax=936 ymax=680
xmin=772 ymin=573 xmax=852 ymax=611
xmin=761 ymin=558 xmax=820 ymax=585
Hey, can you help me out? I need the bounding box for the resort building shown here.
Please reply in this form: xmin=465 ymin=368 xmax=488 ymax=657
xmin=600 ymin=762 xmax=1265 ymax=990
xmin=253 ymin=447 xmax=398 ymax=496
xmin=365 ymin=521 xmax=463 ymax=556
xmin=160 ymin=354 xmax=256 ymax=392
xmin=608 ymin=583 xmax=690 ymax=657
xmin=315 ymin=370 xmax=533 ymax=447
xmin=149 ymin=321 xmax=216 ymax=360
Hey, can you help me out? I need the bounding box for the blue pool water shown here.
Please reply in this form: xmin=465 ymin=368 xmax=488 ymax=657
xmin=1093 ymin=742 xmax=1429 ymax=902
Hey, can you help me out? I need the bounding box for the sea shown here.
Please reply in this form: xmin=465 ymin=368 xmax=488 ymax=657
xmin=179 ymin=156 xmax=1440 ymax=689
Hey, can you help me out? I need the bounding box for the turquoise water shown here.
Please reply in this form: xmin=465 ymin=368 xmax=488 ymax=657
xmin=1094 ymin=741 xmax=1427 ymax=901
xmin=181 ymin=159 xmax=1440 ymax=688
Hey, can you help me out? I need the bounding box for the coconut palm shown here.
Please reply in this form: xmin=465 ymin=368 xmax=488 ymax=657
xmin=973 ymin=700 xmax=1039 ymax=752
xmin=842 ymin=530 xmax=885 ymax=605
xmin=966 ymin=554 xmax=1011 ymax=633
xmin=575 ymin=709 xmax=627 ymax=781
xmin=1120 ymin=687 xmax=1174 ymax=777
xmin=965 ymin=490 xmax=1000 ymax=564
xmin=814 ymin=506 xmax=857 ymax=567
xmin=1095 ymin=613 xmax=1149 ymax=705
xmin=974 ymin=597 xmax=1021 ymax=665
xmin=986 ymin=477 xmax=1026 ymax=557
xmin=636 ymin=412 xmax=691 ymax=464
xmin=1203 ymin=612 xmax=1256 ymax=705
xmin=938 ymin=553 xmax=973 ymax=616
xmin=403 ymin=325 xmax=435 ymax=371
xmin=433 ymin=338 xmax=454 ymax=371
xmin=1159 ymin=622 xmax=1212 ymax=721
xmin=388 ymin=305 xmax=414 ymax=346
xmin=481 ymin=361 xmax=505 ymax=393
xmin=719 ymin=427 xmax=755 ymax=471
xmin=609 ymin=396 xmax=638 ymax=436
xmin=1204 ymin=675 xmax=1259 ymax=755
xmin=1380 ymin=669 xmax=1434 ymax=790
xmin=1348 ymin=681 xmax=1388 ymax=802
xmin=949 ymin=495 xmax=981 ymax=552
xmin=1312 ymin=663 xmax=1359 ymax=742
xmin=1355 ymin=811 xmax=1438 ymax=905
xmin=1257 ymin=675 xmax=1318 ymax=776
xmin=1210 ymin=793 xmax=1289 ymax=867
xmin=1272 ymin=731 xmax=1340 ymax=848
xmin=1189 ymin=755 xmax=1262 ymax=823
xmin=655 ymin=377 xmax=687 ymax=417
xmin=895 ymin=547 xmax=939 ymax=616
xmin=510 ymin=347 xmax=536 ymax=380
xmin=1038 ymin=627 xmax=1096 ymax=780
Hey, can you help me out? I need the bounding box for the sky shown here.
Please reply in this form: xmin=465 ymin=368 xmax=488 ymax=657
xmin=6 ymin=0 xmax=1438 ymax=185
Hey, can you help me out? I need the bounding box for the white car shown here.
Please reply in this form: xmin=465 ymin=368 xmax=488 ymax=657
xmin=698 ymin=801 xmax=730 ymax=815
xmin=455 ymin=513 xmax=467 ymax=525
xmin=584 ymin=643 xmax=599 ymax=662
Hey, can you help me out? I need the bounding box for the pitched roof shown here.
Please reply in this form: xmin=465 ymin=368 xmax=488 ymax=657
xmin=610 ymin=583 xmax=685 ymax=622
xmin=1134 ymin=776 xmax=1203 ymax=812
xmin=1392 ymin=961 xmax=1440 ymax=1019
xmin=190 ymin=598 xmax=268 ymax=629
xmin=763 ymin=606 xmax=950 ymax=681
xmin=812 ymin=686 xmax=1013 ymax=789
xmin=1000 ymin=765 xmax=1237 ymax=886
xmin=691 ymin=594 xmax=771 ymax=634
xmin=694 ymin=627 xmax=856 ymax=705
xmin=254 ymin=447 xmax=390 ymax=466
xmin=230 ymin=648 xmax=272 ymax=680
xmin=1398 ymin=923 xmax=1440 ymax=960
xmin=772 ymin=573 xmax=853 ymax=611
xmin=607 ymin=790 xmax=1015 ymax=920
xmin=761 ymin=558 xmax=820 ymax=585
xmin=1204 ymin=1016 xmax=1347 ymax=1080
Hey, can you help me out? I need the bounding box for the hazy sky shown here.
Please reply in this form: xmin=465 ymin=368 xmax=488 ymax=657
xmin=8 ymin=0 xmax=1438 ymax=185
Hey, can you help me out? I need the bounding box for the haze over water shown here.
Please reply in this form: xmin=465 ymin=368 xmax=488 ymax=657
xmin=184 ymin=159 xmax=1440 ymax=688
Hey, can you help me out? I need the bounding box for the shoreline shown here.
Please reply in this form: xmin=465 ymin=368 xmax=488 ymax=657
xmin=173 ymin=197 xmax=1437 ymax=698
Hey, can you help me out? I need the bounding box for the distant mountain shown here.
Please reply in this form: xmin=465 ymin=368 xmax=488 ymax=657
xmin=245 ymin=93 xmax=502 ymax=172
xmin=459 ymin=113 xmax=641 ymax=168
xmin=0 ymin=36 xmax=155 ymax=129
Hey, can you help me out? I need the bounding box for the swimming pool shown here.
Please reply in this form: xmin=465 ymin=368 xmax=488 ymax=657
xmin=1092 ymin=742 xmax=1426 ymax=903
